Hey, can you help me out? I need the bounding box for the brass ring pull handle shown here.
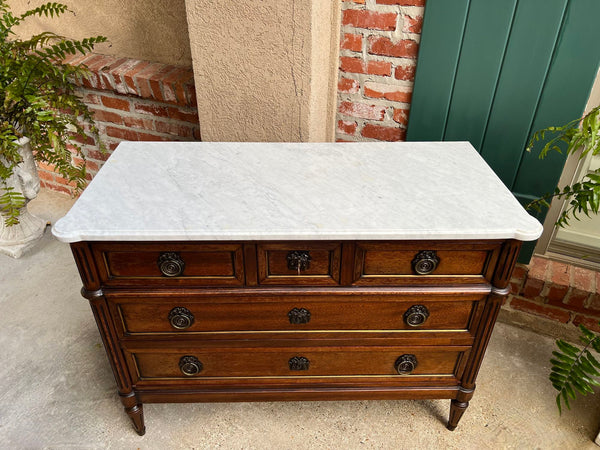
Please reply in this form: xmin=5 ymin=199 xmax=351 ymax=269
xmin=158 ymin=252 xmax=185 ymax=277
xmin=168 ymin=307 xmax=195 ymax=330
xmin=288 ymin=356 xmax=310 ymax=371
xmin=411 ymin=250 xmax=439 ymax=275
xmin=288 ymin=307 xmax=311 ymax=324
xmin=394 ymin=354 xmax=418 ymax=375
xmin=287 ymin=250 xmax=312 ymax=274
xmin=179 ymin=355 xmax=203 ymax=376
xmin=403 ymin=305 xmax=430 ymax=327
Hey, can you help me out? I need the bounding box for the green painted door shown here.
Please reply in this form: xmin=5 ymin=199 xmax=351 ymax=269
xmin=406 ymin=0 xmax=600 ymax=262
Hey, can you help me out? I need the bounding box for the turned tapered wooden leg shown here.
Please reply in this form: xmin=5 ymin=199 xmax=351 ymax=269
xmin=120 ymin=391 xmax=146 ymax=436
xmin=447 ymin=400 xmax=469 ymax=431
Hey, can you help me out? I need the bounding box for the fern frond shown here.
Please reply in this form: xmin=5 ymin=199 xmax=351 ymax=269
xmin=18 ymin=2 xmax=69 ymax=21
xmin=526 ymin=106 xmax=600 ymax=226
xmin=551 ymin=324 xmax=600 ymax=414
xmin=0 ymin=1 xmax=107 ymax=226
xmin=0 ymin=184 xmax=25 ymax=225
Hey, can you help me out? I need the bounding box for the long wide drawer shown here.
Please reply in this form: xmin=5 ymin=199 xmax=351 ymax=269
xmin=106 ymin=292 xmax=486 ymax=335
xmin=125 ymin=344 xmax=471 ymax=380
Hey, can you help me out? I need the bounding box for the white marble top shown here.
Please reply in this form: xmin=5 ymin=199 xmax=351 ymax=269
xmin=52 ymin=141 xmax=543 ymax=243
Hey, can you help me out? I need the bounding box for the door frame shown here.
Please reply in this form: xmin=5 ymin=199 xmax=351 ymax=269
xmin=534 ymin=68 xmax=600 ymax=270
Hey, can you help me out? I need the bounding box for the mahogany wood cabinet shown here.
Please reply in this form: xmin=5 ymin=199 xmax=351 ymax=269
xmin=53 ymin=142 xmax=543 ymax=435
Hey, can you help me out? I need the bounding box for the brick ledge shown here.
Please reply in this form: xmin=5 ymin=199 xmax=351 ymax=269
xmin=506 ymin=256 xmax=600 ymax=332
xmin=63 ymin=53 xmax=196 ymax=108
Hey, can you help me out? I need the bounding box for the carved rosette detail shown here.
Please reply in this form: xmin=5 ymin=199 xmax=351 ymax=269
xmin=394 ymin=354 xmax=418 ymax=375
xmin=411 ymin=250 xmax=440 ymax=275
xmin=286 ymin=250 xmax=312 ymax=272
xmin=158 ymin=252 xmax=185 ymax=277
xmin=288 ymin=356 xmax=310 ymax=371
xmin=288 ymin=307 xmax=311 ymax=324
xmin=403 ymin=305 xmax=430 ymax=327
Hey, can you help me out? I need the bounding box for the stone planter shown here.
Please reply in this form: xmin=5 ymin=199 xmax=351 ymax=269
xmin=0 ymin=137 xmax=46 ymax=258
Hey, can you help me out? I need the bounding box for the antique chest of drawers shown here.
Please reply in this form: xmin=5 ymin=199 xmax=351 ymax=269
xmin=52 ymin=142 xmax=542 ymax=435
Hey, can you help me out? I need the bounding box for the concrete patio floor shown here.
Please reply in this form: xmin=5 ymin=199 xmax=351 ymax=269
xmin=1 ymin=189 xmax=600 ymax=449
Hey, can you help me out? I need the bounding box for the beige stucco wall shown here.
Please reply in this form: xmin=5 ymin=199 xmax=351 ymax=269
xmin=7 ymin=0 xmax=192 ymax=66
xmin=185 ymin=0 xmax=339 ymax=142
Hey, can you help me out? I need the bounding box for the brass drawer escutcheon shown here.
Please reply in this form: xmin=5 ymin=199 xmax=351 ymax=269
xmin=288 ymin=307 xmax=311 ymax=324
xmin=158 ymin=252 xmax=185 ymax=277
xmin=411 ymin=250 xmax=440 ymax=275
xmin=395 ymin=354 xmax=418 ymax=375
xmin=286 ymin=250 xmax=312 ymax=274
xmin=179 ymin=355 xmax=203 ymax=376
xmin=288 ymin=356 xmax=310 ymax=371
xmin=403 ymin=305 xmax=430 ymax=327
xmin=168 ymin=307 xmax=195 ymax=330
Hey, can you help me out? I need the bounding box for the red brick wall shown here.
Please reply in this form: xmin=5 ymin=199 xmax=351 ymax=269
xmin=337 ymin=0 xmax=425 ymax=142
xmin=39 ymin=53 xmax=200 ymax=195
xmin=507 ymin=257 xmax=600 ymax=332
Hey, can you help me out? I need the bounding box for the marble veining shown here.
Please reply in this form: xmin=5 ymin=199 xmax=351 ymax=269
xmin=52 ymin=141 xmax=543 ymax=243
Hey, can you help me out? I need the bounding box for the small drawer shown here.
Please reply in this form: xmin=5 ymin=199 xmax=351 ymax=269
xmin=107 ymin=292 xmax=484 ymax=335
xmin=353 ymin=241 xmax=501 ymax=285
xmin=126 ymin=345 xmax=470 ymax=380
xmin=91 ymin=242 xmax=245 ymax=287
xmin=257 ymin=242 xmax=342 ymax=285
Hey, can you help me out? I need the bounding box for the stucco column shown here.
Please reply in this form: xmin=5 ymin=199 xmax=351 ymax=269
xmin=184 ymin=0 xmax=340 ymax=142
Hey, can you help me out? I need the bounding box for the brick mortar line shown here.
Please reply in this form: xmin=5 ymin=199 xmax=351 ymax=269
xmin=80 ymin=88 xmax=199 ymax=114
xmin=337 ymin=106 xmax=410 ymax=124
xmin=338 ymin=73 xmax=415 ymax=89
xmin=337 ymin=113 xmax=407 ymax=129
xmin=338 ymin=94 xmax=412 ymax=108
xmin=89 ymin=104 xmax=200 ymax=127
xmin=339 ymin=72 xmax=415 ymax=86
xmin=337 ymin=115 xmax=408 ymax=138
xmin=340 ymin=50 xmax=419 ymax=65
xmin=100 ymin=123 xmax=197 ymax=139
xmin=341 ymin=26 xmax=421 ymax=42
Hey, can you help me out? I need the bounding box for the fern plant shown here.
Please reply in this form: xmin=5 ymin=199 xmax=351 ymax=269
xmin=0 ymin=1 xmax=106 ymax=225
xmin=526 ymin=105 xmax=600 ymax=227
xmin=550 ymin=323 xmax=600 ymax=413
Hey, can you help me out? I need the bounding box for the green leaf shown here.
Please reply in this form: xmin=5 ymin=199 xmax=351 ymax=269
xmin=550 ymin=359 xmax=571 ymax=370
xmin=551 ymin=366 xmax=570 ymax=376
xmin=550 ymin=372 xmax=566 ymax=383
xmin=556 ymin=394 xmax=563 ymax=415
xmin=565 ymin=383 xmax=576 ymax=400
xmin=586 ymin=351 xmax=600 ymax=369
xmin=580 ymin=357 xmax=600 ymax=377
xmin=562 ymin=389 xmax=571 ymax=411
xmin=552 ymin=351 xmax=575 ymax=363
xmin=556 ymin=340 xmax=580 ymax=357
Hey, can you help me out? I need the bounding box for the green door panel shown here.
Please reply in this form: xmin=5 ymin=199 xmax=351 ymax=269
xmin=512 ymin=0 xmax=600 ymax=197
xmin=405 ymin=0 xmax=470 ymax=141
xmin=406 ymin=0 xmax=600 ymax=263
xmin=479 ymin=0 xmax=568 ymax=186
xmin=444 ymin=0 xmax=517 ymax=149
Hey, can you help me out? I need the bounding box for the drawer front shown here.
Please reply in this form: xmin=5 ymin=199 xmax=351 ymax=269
xmin=257 ymin=242 xmax=342 ymax=285
xmin=353 ymin=241 xmax=501 ymax=285
xmin=126 ymin=345 xmax=470 ymax=379
xmin=108 ymin=293 xmax=484 ymax=335
xmin=91 ymin=243 xmax=245 ymax=287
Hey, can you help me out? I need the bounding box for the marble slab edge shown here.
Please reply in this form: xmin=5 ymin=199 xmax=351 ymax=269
xmin=52 ymin=226 xmax=544 ymax=244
